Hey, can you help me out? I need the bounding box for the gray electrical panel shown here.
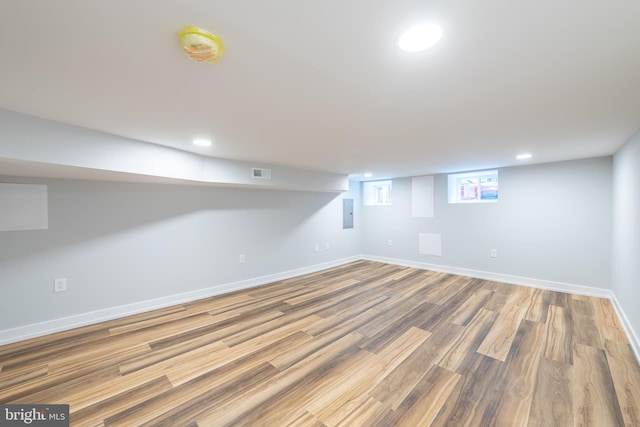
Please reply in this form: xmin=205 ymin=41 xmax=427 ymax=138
xmin=343 ymin=198 xmax=354 ymax=229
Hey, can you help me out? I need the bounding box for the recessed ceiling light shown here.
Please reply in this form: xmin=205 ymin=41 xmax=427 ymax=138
xmin=364 ymin=173 xmax=373 ymax=178
xmin=516 ymin=153 xmax=532 ymax=160
xmin=193 ymin=138 xmax=212 ymax=147
xmin=398 ymin=23 xmax=443 ymax=52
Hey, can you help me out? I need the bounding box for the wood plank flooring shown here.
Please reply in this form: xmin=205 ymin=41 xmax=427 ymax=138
xmin=1 ymin=260 xmax=639 ymax=426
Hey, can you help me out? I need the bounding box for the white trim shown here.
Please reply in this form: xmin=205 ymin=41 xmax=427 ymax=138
xmin=3 ymin=253 xmax=638 ymax=367
xmin=363 ymin=255 xmax=612 ymax=297
xmin=0 ymin=256 xmax=361 ymax=346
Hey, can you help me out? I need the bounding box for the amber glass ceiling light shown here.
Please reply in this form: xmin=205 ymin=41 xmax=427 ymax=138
xmin=177 ymin=26 xmax=225 ymax=63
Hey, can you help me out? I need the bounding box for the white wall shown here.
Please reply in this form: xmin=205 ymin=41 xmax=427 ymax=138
xmin=0 ymin=155 xmax=629 ymax=346
xmin=362 ymin=157 xmax=613 ymax=290
xmin=0 ymin=177 xmax=361 ymax=335
xmin=612 ymin=131 xmax=640 ymax=346
xmin=0 ymin=109 xmax=349 ymax=192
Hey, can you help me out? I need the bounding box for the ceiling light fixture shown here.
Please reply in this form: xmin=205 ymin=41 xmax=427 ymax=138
xmin=177 ymin=26 xmax=225 ymax=63
xmin=193 ymin=138 xmax=212 ymax=147
xmin=516 ymin=153 xmax=532 ymax=160
xmin=398 ymin=23 xmax=443 ymax=52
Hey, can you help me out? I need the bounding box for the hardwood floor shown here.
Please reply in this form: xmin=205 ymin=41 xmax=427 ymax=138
xmin=1 ymin=261 xmax=639 ymax=426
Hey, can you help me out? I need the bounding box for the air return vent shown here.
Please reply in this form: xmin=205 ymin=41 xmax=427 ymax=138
xmin=251 ymin=168 xmax=271 ymax=180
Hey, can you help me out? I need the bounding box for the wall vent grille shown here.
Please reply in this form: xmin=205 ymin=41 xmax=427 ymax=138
xmin=251 ymin=168 xmax=272 ymax=180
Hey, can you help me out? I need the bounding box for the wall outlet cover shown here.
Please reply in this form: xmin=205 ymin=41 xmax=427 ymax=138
xmin=54 ymin=278 xmax=67 ymax=293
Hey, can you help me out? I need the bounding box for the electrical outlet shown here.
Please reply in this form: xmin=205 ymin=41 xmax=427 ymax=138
xmin=325 ymin=242 xmax=330 ymax=251
xmin=239 ymin=254 xmax=245 ymax=264
xmin=388 ymin=240 xmax=393 ymax=247
xmin=315 ymin=244 xmax=319 ymax=252
xmin=490 ymin=249 xmax=498 ymax=258
xmin=54 ymin=278 xmax=67 ymax=293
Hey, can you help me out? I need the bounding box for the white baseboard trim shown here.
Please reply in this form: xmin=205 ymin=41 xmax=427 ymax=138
xmin=3 ymin=254 xmax=639 ymax=366
xmin=363 ymin=255 xmax=612 ymax=298
xmin=0 ymin=256 xmax=362 ymax=346
xmin=363 ymin=254 xmax=639 ymax=364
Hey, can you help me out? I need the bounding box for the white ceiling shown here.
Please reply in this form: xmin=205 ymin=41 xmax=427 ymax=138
xmin=1 ymin=0 xmax=639 ymax=181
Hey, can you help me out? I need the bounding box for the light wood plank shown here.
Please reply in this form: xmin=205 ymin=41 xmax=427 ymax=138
xmin=370 ymin=322 xmax=464 ymax=410
xmin=593 ymin=298 xmax=629 ymax=343
xmin=493 ymin=320 xmax=546 ymax=426
xmin=572 ymin=342 xmax=625 ymax=426
xmin=284 ymin=279 xmax=360 ymax=305
xmin=439 ymin=308 xmax=497 ymax=373
xmin=476 ymin=313 xmax=522 ymax=361
xmin=284 ymin=411 xmax=325 ymax=427
xmin=110 ymin=361 xmax=280 ymax=426
xmin=524 ymin=287 xmax=549 ymax=324
xmin=450 ymin=288 xmax=494 ymax=326
xmin=334 ymin=396 xmax=390 ymax=427
xmin=229 ymin=346 xmax=368 ymax=427
xmin=71 ymin=376 xmax=174 ymax=427
xmin=195 ymin=332 xmax=366 ymax=426
xmin=543 ymin=305 xmax=573 ymax=364
xmin=0 ymin=364 xmax=48 ymax=390
xmin=391 ymin=365 xmax=461 ymax=427
xmin=428 ymin=352 xmax=505 ymax=426
xmin=571 ymin=299 xmax=604 ymax=348
xmin=528 ymin=356 xmax=573 ymax=427
xmin=311 ymin=327 xmax=430 ymax=426
xmin=477 ymin=286 xmax=535 ymax=361
xmin=604 ymin=339 xmax=640 ymax=426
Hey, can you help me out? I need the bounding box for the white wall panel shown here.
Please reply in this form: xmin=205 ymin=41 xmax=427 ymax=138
xmin=0 ymin=183 xmax=48 ymax=231
xmin=411 ymin=176 xmax=434 ymax=218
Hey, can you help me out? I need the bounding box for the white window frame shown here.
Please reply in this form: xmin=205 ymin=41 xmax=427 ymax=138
xmin=363 ymin=180 xmax=392 ymax=206
xmin=447 ymin=170 xmax=498 ymax=204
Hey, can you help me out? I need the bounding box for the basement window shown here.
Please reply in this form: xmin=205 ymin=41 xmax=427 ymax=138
xmin=363 ymin=180 xmax=392 ymax=206
xmin=448 ymin=170 xmax=498 ymax=203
